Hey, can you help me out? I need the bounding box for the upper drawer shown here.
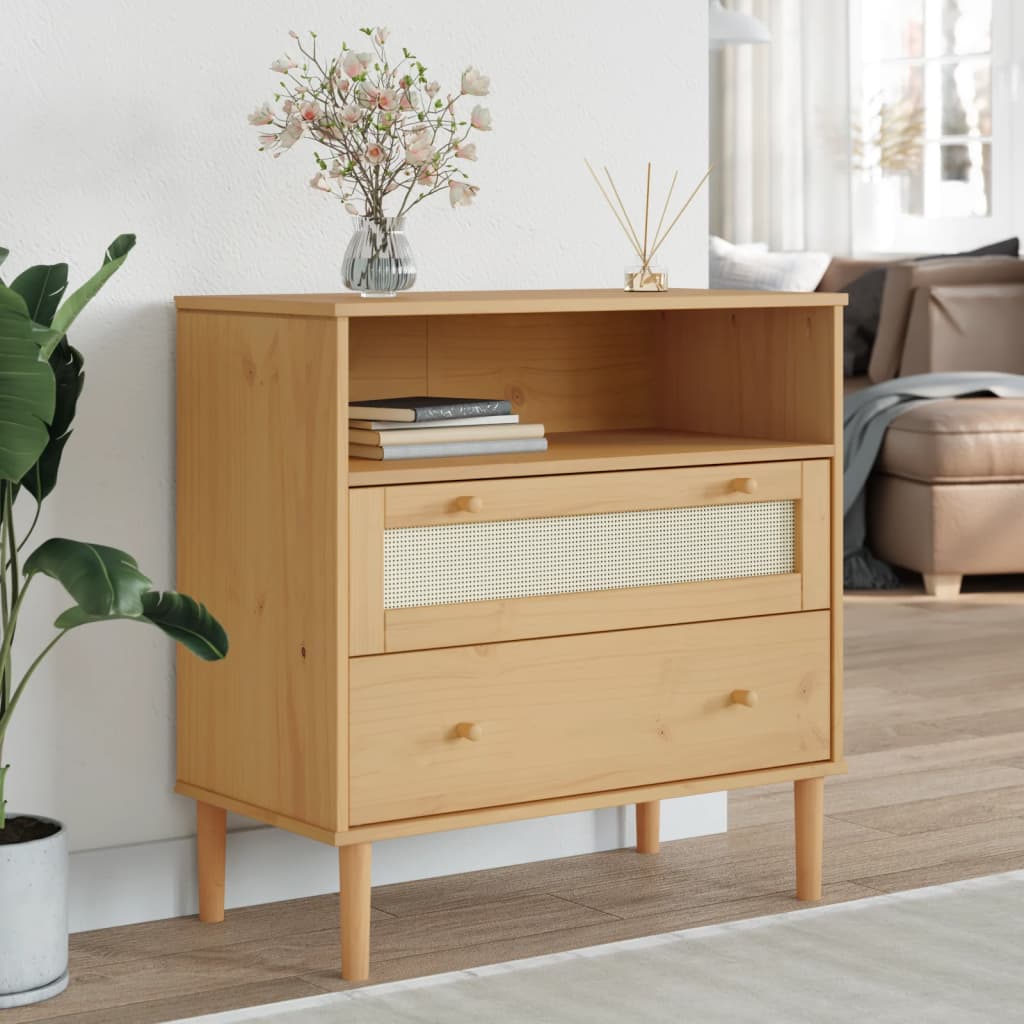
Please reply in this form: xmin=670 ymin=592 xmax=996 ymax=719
xmin=349 ymin=460 xmax=831 ymax=655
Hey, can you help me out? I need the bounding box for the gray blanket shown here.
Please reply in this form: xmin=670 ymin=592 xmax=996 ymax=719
xmin=844 ymin=371 xmax=1024 ymax=589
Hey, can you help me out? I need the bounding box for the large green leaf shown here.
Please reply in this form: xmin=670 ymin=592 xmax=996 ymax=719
xmin=55 ymin=590 xmax=228 ymax=662
xmin=140 ymin=591 xmax=229 ymax=660
xmin=0 ymin=284 xmax=57 ymax=481
xmin=10 ymin=263 xmax=69 ymax=326
xmin=43 ymin=235 xmax=136 ymax=360
xmin=21 ymin=339 xmax=84 ymax=501
xmin=24 ymin=538 xmax=152 ymax=617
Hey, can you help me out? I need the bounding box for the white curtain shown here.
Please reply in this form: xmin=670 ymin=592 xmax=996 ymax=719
xmin=710 ymin=0 xmax=853 ymax=254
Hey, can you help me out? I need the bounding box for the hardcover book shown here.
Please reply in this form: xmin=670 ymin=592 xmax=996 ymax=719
xmin=350 ymin=438 xmax=549 ymax=461
xmin=349 ymin=414 xmax=520 ymax=430
xmin=347 ymin=396 xmax=514 ymax=422
xmin=349 ymin=423 xmax=544 ymax=446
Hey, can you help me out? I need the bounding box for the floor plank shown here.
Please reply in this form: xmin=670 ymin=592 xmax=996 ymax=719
xmin=17 ymin=593 xmax=1024 ymax=1021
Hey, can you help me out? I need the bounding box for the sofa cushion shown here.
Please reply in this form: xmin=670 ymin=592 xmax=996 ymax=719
xmin=870 ymin=249 xmax=1023 ymax=382
xmin=709 ymin=236 xmax=831 ymax=291
xmin=878 ymin=398 xmax=1024 ymax=482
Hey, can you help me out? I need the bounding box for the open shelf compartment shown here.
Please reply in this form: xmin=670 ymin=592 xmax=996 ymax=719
xmin=347 ymin=305 xmax=840 ymax=486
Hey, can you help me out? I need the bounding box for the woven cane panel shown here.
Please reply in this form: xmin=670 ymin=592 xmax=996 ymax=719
xmin=383 ymin=501 xmax=795 ymax=610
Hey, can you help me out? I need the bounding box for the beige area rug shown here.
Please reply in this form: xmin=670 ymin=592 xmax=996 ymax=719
xmin=179 ymin=871 xmax=1024 ymax=1023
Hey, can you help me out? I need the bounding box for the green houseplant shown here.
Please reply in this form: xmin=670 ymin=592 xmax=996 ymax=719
xmin=0 ymin=236 xmax=228 ymax=1007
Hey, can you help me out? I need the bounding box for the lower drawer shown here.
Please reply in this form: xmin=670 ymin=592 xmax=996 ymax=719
xmin=349 ymin=611 xmax=831 ymax=825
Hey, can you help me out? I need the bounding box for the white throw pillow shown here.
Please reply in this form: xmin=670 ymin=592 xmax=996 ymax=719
xmin=709 ymin=236 xmax=831 ymax=292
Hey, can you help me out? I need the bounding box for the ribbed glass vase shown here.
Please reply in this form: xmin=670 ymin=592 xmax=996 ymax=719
xmin=342 ymin=216 xmax=416 ymax=297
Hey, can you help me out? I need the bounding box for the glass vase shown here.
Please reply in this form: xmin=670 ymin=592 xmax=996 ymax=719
xmin=342 ymin=216 xmax=416 ymax=297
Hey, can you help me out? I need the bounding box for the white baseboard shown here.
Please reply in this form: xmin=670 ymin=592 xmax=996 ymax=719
xmin=69 ymin=793 xmax=726 ymax=933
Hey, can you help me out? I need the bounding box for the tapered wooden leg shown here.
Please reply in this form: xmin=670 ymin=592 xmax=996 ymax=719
xmin=339 ymin=843 xmax=372 ymax=981
xmin=923 ymin=573 xmax=962 ymax=599
xmin=197 ymin=802 xmax=227 ymax=923
xmin=794 ymin=777 xmax=824 ymax=901
xmin=635 ymin=801 xmax=660 ymax=854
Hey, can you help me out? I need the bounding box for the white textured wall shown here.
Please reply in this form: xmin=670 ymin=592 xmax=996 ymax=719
xmin=3 ymin=0 xmax=712 ymax=930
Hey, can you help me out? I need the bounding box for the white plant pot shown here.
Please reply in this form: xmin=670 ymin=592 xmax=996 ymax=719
xmin=0 ymin=814 xmax=69 ymax=1007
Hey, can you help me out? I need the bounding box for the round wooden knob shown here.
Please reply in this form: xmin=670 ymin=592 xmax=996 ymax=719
xmin=730 ymin=689 xmax=758 ymax=708
xmin=455 ymin=722 xmax=482 ymax=741
xmin=731 ymin=477 xmax=758 ymax=495
xmin=456 ymin=495 xmax=484 ymax=513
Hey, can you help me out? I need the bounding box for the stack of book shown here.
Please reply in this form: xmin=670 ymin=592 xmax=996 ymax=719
xmin=348 ymin=396 xmax=548 ymax=460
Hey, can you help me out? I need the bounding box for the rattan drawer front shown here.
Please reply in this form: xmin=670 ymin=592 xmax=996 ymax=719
xmin=349 ymin=611 xmax=831 ymax=825
xmin=348 ymin=461 xmax=829 ymax=655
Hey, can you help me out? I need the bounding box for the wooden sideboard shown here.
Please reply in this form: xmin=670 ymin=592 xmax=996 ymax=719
xmin=174 ymin=288 xmax=846 ymax=981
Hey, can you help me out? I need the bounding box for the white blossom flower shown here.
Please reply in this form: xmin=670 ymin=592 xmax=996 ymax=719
xmin=363 ymin=142 xmax=387 ymax=165
xmin=272 ymin=120 xmax=303 ymax=156
xmin=329 ymin=159 xmax=346 ymax=177
xmin=248 ymin=103 xmax=275 ymax=126
xmin=376 ymin=89 xmax=401 ymax=112
xmin=309 ymin=172 xmax=332 ymax=192
xmin=425 ymin=81 xmax=441 ymax=98
xmin=342 ymin=50 xmax=373 ymax=78
xmin=417 ymin=165 xmax=438 ymax=186
xmin=374 ymin=26 xmax=390 ymax=44
xmin=299 ymin=100 xmax=321 ymax=122
xmin=405 ymin=137 xmax=435 ymax=166
xmin=288 ymin=30 xmax=300 ymax=40
xmin=470 ymin=105 xmax=493 ymax=131
xmin=455 ymin=142 xmax=478 ymax=161
xmin=340 ymin=104 xmax=362 ymax=126
xmin=449 ymin=181 xmax=479 ymax=207
xmin=461 ymin=67 xmax=490 ymax=96
xmin=270 ymin=54 xmax=298 ymax=72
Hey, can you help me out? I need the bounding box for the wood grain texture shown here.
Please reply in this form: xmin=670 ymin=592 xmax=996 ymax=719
xmin=174 ymin=288 xmax=848 ymax=319
xmin=800 ymin=460 xmax=831 ymax=610
xmin=658 ymin=306 xmax=839 ymax=445
xmin=349 ymin=430 xmax=833 ymax=487
xmin=382 ymin=574 xmax=803 ymax=654
xmin=348 ymin=488 xmax=385 ymax=657
xmin=176 ymin=310 xmax=347 ymax=832
xmin=26 ymin=595 xmax=1021 ymax=1024
xmin=828 ymin=306 xmax=845 ymax=763
xmin=197 ymin=803 xmax=227 ymax=923
xmin=383 ymin=461 xmax=802 ymax=528
xmin=349 ymin=316 xmax=427 ymax=399
xmin=349 ymin=613 xmax=831 ymax=824
xmin=423 ymin=311 xmax=658 ymax=432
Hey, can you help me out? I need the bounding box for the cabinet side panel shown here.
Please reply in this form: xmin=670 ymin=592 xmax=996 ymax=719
xmin=658 ymin=307 xmax=838 ymax=445
xmin=176 ymin=310 xmax=347 ymax=832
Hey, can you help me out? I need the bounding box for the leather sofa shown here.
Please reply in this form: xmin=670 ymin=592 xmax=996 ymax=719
xmin=822 ymin=254 xmax=1024 ymax=596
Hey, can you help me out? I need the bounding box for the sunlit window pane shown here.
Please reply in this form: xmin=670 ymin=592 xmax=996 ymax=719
xmin=940 ymin=59 xmax=991 ymax=138
xmin=931 ymin=141 xmax=991 ymax=216
xmin=861 ymin=0 xmax=924 ymax=59
xmin=941 ymin=0 xmax=991 ymax=55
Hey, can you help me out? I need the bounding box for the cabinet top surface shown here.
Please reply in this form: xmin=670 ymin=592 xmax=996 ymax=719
xmin=174 ymin=288 xmax=848 ymax=318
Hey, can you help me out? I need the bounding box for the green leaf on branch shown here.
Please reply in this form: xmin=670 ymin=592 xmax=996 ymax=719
xmin=0 ymin=283 xmax=57 ymax=481
xmin=43 ymin=234 xmax=136 ymax=360
xmin=24 ymin=538 xmax=152 ymax=617
xmin=54 ymin=590 xmax=228 ymax=661
xmin=140 ymin=591 xmax=229 ymax=660
xmin=10 ymin=263 xmax=68 ymax=326
xmin=21 ymin=338 xmax=84 ymax=501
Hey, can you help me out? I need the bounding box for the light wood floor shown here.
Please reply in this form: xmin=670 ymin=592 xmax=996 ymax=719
xmin=13 ymin=588 xmax=1024 ymax=1023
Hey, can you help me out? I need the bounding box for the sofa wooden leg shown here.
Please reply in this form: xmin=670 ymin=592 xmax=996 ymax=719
xmin=922 ymin=573 xmax=962 ymax=599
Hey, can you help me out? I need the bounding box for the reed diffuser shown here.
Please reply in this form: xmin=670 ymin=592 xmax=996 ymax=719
xmin=585 ymin=161 xmax=711 ymax=291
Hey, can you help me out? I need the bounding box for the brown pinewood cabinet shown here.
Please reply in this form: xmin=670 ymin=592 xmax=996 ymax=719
xmin=173 ymin=288 xmax=847 ymax=980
